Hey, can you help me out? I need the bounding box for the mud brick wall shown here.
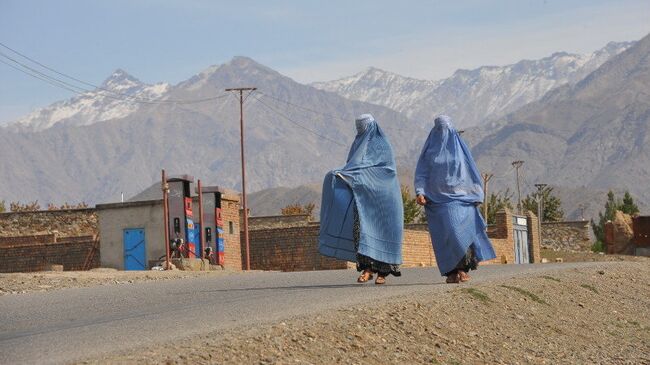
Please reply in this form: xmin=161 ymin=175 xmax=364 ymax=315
xmin=248 ymin=214 xmax=311 ymax=230
xmin=247 ymin=225 xmax=348 ymax=272
xmin=220 ymin=195 xmax=242 ymax=270
xmin=541 ymin=220 xmax=591 ymax=251
xmin=402 ymin=229 xmax=437 ymax=267
xmin=244 ymin=208 xmax=535 ymax=272
xmin=485 ymin=209 xmax=515 ymax=265
xmin=0 ymin=235 xmax=99 ymax=273
xmin=0 ymin=209 xmax=97 ymax=237
xmin=527 ymin=211 xmax=542 ymax=263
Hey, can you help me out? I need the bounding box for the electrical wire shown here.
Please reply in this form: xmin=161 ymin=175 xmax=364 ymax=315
xmin=257 ymin=92 xmax=348 ymax=121
xmin=0 ymin=44 xmax=229 ymax=104
xmin=252 ymin=95 xmax=347 ymax=147
xmin=257 ymin=91 xmax=413 ymax=133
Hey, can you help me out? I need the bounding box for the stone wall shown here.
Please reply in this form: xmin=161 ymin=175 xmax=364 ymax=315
xmin=541 ymin=220 xmax=591 ymax=251
xmin=0 ymin=234 xmax=99 ymax=273
xmin=604 ymin=211 xmax=635 ymax=255
xmin=0 ymin=209 xmax=97 ymax=237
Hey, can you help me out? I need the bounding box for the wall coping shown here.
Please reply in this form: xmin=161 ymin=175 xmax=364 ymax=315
xmin=0 ymin=208 xmax=96 ymax=216
xmin=96 ymin=199 xmax=161 ymax=210
xmin=542 ymin=220 xmax=589 ymax=225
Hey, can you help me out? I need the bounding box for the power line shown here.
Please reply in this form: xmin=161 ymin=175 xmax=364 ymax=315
xmin=0 ymin=44 xmax=229 ymax=105
xmin=0 ymin=57 xmax=84 ymax=95
xmin=258 ymin=92 xmax=347 ymax=121
xmin=257 ymin=91 xmax=413 ymax=133
xmin=252 ymin=95 xmax=347 ymax=147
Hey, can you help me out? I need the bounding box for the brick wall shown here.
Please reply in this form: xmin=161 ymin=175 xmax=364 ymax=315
xmin=0 ymin=235 xmax=99 ymax=273
xmin=541 ymin=220 xmax=591 ymax=251
xmin=247 ymin=225 xmax=348 ymax=272
xmin=244 ymin=208 xmax=537 ymax=272
xmin=0 ymin=209 xmax=97 ymax=237
xmin=248 ymin=214 xmax=311 ymax=230
xmin=485 ymin=209 xmax=515 ymax=264
xmin=220 ymin=195 xmax=242 ymax=270
xmin=527 ymin=211 xmax=542 ymax=263
xmin=402 ymin=229 xmax=437 ymax=267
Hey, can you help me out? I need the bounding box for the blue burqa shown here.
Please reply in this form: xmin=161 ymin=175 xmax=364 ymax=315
xmin=415 ymin=115 xmax=496 ymax=275
xmin=319 ymin=114 xmax=404 ymax=264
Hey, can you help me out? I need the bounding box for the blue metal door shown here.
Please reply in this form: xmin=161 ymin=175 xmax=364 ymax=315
xmin=123 ymin=228 xmax=146 ymax=270
xmin=512 ymin=216 xmax=529 ymax=264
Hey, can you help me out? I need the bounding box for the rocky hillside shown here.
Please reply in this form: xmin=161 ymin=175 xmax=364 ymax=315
xmin=0 ymin=57 xmax=422 ymax=205
xmin=313 ymin=42 xmax=633 ymax=128
xmin=469 ymin=33 xmax=650 ymax=218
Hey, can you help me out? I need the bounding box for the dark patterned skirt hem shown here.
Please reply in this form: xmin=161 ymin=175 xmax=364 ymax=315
xmin=356 ymin=254 xmax=401 ymax=277
xmin=443 ymin=246 xmax=479 ymax=277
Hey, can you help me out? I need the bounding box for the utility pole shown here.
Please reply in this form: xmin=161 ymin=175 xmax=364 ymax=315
xmin=225 ymin=87 xmax=256 ymax=271
xmin=481 ymin=173 xmax=493 ymax=222
xmin=512 ymin=160 xmax=524 ymax=214
xmin=161 ymin=169 xmax=171 ymax=270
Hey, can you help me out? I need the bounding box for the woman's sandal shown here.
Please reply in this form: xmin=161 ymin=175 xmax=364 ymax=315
xmin=446 ymin=273 xmax=460 ymax=284
xmin=458 ymin=271 xmax=471 ymax=282
xmin=357 ymin=271 xmax=373 ymax=283
xmin=375 ymin=275 xmax=386 ymax=285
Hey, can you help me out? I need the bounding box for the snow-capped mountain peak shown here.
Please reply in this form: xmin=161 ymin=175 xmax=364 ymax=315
xmin=100 ymin=68 xmax=142 ymax=91
xmin=312 ymin=41 xmax=634 ymax=127
xmin=5 ymin=69 xmax=170 ymax=132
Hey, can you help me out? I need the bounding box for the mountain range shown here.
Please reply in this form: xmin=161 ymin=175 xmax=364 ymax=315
xmin=312 ymin=42 xmax=633 ymax=129
xmin=1 ymin=36 xmax=648 ymax=222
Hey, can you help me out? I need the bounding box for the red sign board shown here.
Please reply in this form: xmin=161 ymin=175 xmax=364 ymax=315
xmin=184 ymin=197 xmax=193 ymax=218
xmin=216 ymin=207 xmax=223 ymax=227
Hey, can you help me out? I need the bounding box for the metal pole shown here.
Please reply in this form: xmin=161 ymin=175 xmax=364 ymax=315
xmin=512 ymin=160 xmax=524 ymax=214
xmin=198 ymin=179 xmax=205 ymax=260
xmin=225 ymin=87 xmax=256 ymax=271
xmin=162 ymin=169 xmax=171 ymax=270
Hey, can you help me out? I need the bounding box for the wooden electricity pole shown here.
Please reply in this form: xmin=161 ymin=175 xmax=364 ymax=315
xmin=512 ymin=160 xmax=524 ymax=214
xmin=225 ymin=87 xmax=256 ymax=271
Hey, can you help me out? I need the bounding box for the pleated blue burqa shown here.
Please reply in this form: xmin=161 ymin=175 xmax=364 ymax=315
xmin=319 ymin=114 xmax=403 ymax=264
xmin=415 ymin=115 xmax=496 ymax=275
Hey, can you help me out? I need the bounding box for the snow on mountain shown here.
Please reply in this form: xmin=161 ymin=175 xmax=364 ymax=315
xmin=311 ymin=67 xmax=440 ymax=113
xmin=312 ymin=41 xmax=635 ymax=128
xmin=6 ymin=69 xmax=170 ymax=132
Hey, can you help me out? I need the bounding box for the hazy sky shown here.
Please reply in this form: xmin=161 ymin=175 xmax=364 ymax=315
xmin=1 ymin=0 xmax=649 ymax=123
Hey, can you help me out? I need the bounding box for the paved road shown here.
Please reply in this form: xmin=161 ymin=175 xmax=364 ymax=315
xmin=0 ymin=262 xmax=614 ymax=364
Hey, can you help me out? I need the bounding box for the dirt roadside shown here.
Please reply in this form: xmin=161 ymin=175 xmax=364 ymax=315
xmin=2 ymin=249 xmax=642 ymax=296
xmin=0 ymin=268 xmax=236 ymax=295
xmin=77 ymin=261 xmax=650 ymax=365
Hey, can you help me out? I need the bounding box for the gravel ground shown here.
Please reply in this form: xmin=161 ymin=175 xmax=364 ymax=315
xmin=77 ymin=261 xmax=649 ymax=365
xmin=2 ymin=250 xmax=640 ymax=296
xmin=540 ymin=249 xmax=648 ymax=263
xmin=0 ymin=268 xmax=235 ymax=295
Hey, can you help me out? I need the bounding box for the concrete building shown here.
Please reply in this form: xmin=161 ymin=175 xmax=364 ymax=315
xmin=96 ymin=177 xmax=241 ymax=270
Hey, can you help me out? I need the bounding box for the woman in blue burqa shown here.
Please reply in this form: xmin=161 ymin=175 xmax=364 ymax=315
xmin=415 ymin=115 xmax=496 ymax=283
xmin=319 ymin=114 xmax=403 ymax=285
